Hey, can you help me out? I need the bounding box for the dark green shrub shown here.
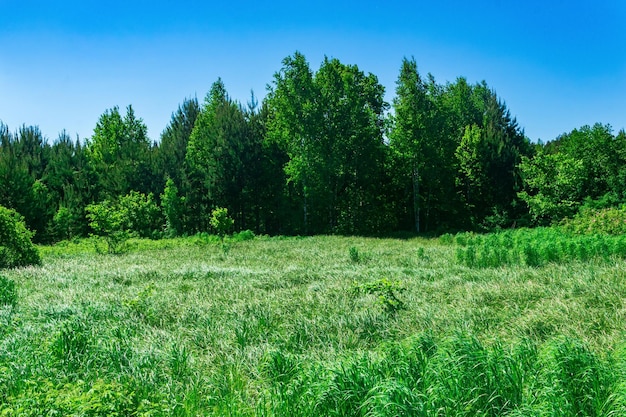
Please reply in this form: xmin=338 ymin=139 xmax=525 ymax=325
xmin=0 ymin=205 xmax=41 ymax=269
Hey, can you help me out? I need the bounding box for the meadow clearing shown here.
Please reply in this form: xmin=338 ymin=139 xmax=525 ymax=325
xmin=1 ymin=230 xmax=625 ymax=416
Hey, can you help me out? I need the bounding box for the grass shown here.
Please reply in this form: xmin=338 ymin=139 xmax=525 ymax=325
xmin=0 ymin=232 xmax=625 ymax=415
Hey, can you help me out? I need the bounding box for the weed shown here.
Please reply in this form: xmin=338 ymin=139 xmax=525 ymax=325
xmin=349 ymin=246 xmax=360 ymax=263
xmin=354 ymin=278 xmax=406 ymax=314
xmin=0 ymin=275 xmax=16 ymax=307
xmin=51 ymin=316 xmax=91 ymax=368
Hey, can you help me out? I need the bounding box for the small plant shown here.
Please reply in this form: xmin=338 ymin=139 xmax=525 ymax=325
xmin=0 ymin=275 xmax=17 ymax=307
xmin=52 ymin=316 xmax=91 ymax=365
xmin=354 ymin=278 xmax=406 ymax=314
xmin=349 ymin=246 xmax=360 ymax=263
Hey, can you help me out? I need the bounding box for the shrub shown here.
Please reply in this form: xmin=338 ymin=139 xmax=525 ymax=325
xmin=210 ymin=207 xmax=234 ymax=239
xmin=561 ymin=205 xmax=626 ymax=235
xmin=231 ymin=230 xmax=255 ymax=242
xmin=353 ymin=278 xmax=406 ymax=314
xmin=0 ymin=205 xmax=41 ymax=269
xmin=118 ymin=191 xmax=162 ymax=238
xmin=86 ymin=200 xmax=130 ymax=254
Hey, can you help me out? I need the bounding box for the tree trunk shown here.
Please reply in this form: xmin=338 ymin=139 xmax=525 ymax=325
xmin=413 ymin=162 xmax=420 ymax=233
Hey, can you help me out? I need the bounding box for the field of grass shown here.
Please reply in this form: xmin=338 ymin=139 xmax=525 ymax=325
xmin=1 ymin=232 xmax=626 ymax=415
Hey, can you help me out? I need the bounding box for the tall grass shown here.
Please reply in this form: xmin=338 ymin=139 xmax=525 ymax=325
xmin=452 ymin=227 xmax=626 ymax=268
xmin=0 ymin=233 xmax=625 ymax=415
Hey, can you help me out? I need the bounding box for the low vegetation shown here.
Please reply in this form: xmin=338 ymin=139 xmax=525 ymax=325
xmin=1 ymin=229 xmax=625 ymax=415
xmin=453 ymin=227 xmax=626 ymax=268
xmin=0 ymin=205 xmax=40 ymax=269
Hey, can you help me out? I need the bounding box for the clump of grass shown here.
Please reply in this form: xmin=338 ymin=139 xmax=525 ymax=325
xmin=455 ymin=227 xmax=626 ymax=268
xmin=0 ymin=275 xmax=17 ymax=307
xmin=348 ymin=246 xmax=360 ymax=263
xmin=51 ymin=316 xmax=92 ymax=369
xmin=259 ymin=333 xmax=626 ymax=417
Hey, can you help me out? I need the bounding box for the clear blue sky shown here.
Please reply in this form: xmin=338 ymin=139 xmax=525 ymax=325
xmin=1 ymin=0 xmax=624 ymax=143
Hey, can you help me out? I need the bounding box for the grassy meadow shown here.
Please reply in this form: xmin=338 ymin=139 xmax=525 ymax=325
xmin=1 ymin=231 xmax=626 ymax=416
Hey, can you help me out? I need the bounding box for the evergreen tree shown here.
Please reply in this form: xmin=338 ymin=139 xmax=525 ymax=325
xmin=86 ymin=105 xmax=151 ymax=200
xmin=158 ymin=97 xmax=200 ymax=189
xmin=185 ymin=79 xmax=258 ymax=232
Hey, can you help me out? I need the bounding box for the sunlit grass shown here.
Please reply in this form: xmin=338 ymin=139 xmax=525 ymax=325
xmin=1 ymin=232 xmax=625 ymax=415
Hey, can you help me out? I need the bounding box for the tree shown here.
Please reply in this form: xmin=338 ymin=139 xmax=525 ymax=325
xmin=455 ymin=92 xmax=531 ymax=228
xmin=0 ymin=205 xmax=41 ymax=269
xmin=158 ymin=97 xmax=200 ymax=189
xmin=185 ymin=79 xmax=257 ymax=232
xmin=0 ymin=124 xmax=55 ymax=242
xmin=267 ymin=53 xmax=390 ymax=234
xmin=86 ymin=105 xmax=152 ymax=200
xmin=389 ymin=58 xmax=433 ymax=232
xmin=161 ymin=177 xmax=185 ymax=237
xmin=518 ymin=150 xmax=586 ymax=224
xmin=44 ymin=131 xmax=91 ymax=240
xmin=266 ymin=52 xmax=316 ymax=234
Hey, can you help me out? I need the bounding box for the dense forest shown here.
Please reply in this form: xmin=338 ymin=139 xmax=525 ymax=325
xmin=1 ymin=53 xmax=625 ymax=243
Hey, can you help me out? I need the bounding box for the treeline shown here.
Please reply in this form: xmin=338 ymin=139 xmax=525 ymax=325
xmin=1 ymin=53 xmax=624 ymax=243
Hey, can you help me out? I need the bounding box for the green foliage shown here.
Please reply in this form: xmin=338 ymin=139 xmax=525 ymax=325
xmin=354 ymin=278 xmax=406 ymax=314
xmin=51 ymin=316 xmax=91 ymax=365
xmin=86 ymin=105 xmax=153 ymax=200
xmin=267 ymin=53 xmax=391 ymax=234
xmin=117 ymin=191 xmax=161 ymax=238
xmin=86 ymin=200 xmax=130 ymax=254
xmin=231 ymin=229 xmax=255 ymax=242
xmin=210 ymin=207 xmax=234 ymax=238
xmin=0 ymin=275 xmax=17 ymax=307
xmin=87 ymin=192 xmax=161 ymax=253
xmin=455 ymin=227 xmax=626 ymax=268
xmin=561 ymin=205 xmax=626 ymax=235
xmin=161 ymin=177 xmax=185 ymax=237
xmin=348 ymin=246 xmax=360 ymax=263
xmin=0 ymin=205 xmax=41 ymax=268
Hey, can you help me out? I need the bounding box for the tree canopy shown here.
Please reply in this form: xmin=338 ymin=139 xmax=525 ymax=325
xmin=1 ymin=53 xmax=622 ymax=242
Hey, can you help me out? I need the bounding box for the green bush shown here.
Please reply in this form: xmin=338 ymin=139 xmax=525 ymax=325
xmin=210 ymin=207 xmax=234 ymax=239
xmin=87 ymin=192 xmax=162 ymax=253
xmin=561 ymin=205 xmax=626 ymax=235
xmin=231 ymin=230 xmax=255 ymax=242
xmin=86 ymin=200 xmax=130 ymax=254
xmin=353 ymin=278 xmax=406 ymax=314
xmin=0 ymin=205 xmax=41 ymax=269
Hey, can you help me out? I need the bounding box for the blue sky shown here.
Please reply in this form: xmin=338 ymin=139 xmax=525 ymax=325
xmin=1 ymin=0 xmax=624 ymax=143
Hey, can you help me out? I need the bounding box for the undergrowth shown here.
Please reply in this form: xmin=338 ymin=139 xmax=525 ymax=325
xmin=0 ymin=233 xmax=625 ymax=415
xmin=452 ymin=227 xmax=626 ymax=268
